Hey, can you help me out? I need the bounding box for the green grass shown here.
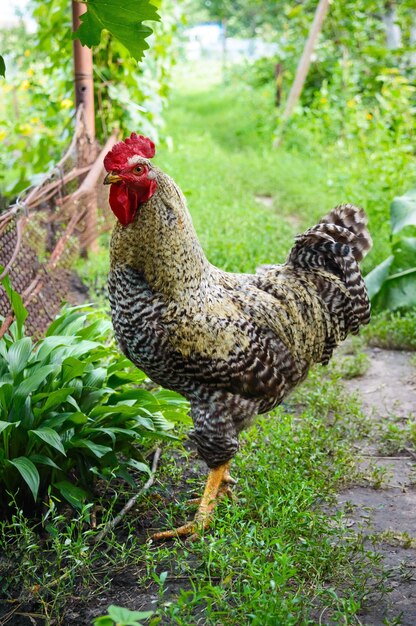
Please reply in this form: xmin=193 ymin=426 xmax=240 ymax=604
xmin=152 ymin=65 xmax=415 ymax=276
xmin=1 ymin=366 xmax=385 ymax=625
xmin=362 ymin=309 xmax=416 ymax=351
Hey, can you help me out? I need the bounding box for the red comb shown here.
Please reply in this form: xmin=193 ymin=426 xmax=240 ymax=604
xmin=104 ymin=133 xmax=156 ymax=171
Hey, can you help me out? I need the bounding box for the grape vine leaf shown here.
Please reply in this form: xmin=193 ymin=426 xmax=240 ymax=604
xmin=73 ymin=0 xmax=160 ymax=62
xmin=0 ymin=55 xmax=5 ymax=78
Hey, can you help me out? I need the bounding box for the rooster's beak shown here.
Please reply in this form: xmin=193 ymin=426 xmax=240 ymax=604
xmin=104 ymin=172 xmax=122 ymax=185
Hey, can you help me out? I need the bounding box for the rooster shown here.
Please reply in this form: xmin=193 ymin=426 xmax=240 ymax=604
xmin=104 ymin=133 xmax=372 ymax=539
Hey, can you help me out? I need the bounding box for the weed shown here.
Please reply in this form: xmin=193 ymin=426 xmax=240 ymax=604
xmin=363 ymin=310 xmax=416 ymax=351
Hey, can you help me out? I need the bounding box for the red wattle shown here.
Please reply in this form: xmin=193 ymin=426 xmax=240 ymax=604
xmin=108 ymin=179 xmax=157 ymax=226
xmin=109 ymin=184 xmax=139 ymax=226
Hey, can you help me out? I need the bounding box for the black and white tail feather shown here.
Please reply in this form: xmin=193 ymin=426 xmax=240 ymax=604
xmin=287 ymin=203 xmax=372 ymax=363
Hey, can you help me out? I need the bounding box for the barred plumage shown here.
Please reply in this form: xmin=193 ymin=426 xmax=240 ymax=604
xmin=108 ymin=161 xmax=372 ymax=469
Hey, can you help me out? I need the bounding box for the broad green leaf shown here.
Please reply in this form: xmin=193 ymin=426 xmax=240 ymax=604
xmin=35 ymin=336 xmax=75 ymax=362
xmin=93 ymin=618 xmax=113 ymax=626
xmin=109 ymin=389 xmax=160 ymax=405
xmin=29 ymin=427 xmax=66 ymax=455
xmin=107 ymin=371 xmax=146 ymax=388
xmin=39 ymin=388 xmax=76 ymax=413
xmin=73 ymin=0 xmax=160 ymax=62
xmin=0 ymin=420 xmax=16 ymax=435
xmin=69 ymin=439 xmax=112 ymax=458
xmin=89 ymin=404 xmax=143 ymax=418
xmin=0 ymin=270 xmax=28 ymax=339
xmin=29 ymin=454 xmax=61 ymax=470
xmin=45 ymin=310 xmax=86 ymax=337
xmin=63 ymin=340 xmax=101 ymax=360
xmin=127 ymin=458 xmax=151 ymax=476
xmin=0 ymin=384 xmax=13 ymax=411
xmin=54 ymin=480 xmax=89 ymax=510
xmin=151 ymin=411 xmax=175 ymax=431
xmin=62 ymin=357 xmax=88 ymax=383
xmin=0 ymin=55 xmax=5 ymax=78
xmin=77 ymin=318 xmax=112 ymax=339
xmin=63 ymin=411 xmax=88 ymax=425
xmin=374 ymin=268 xmax=416 ymax=310
xmin=84 ymin=367 xmax=107 ymax=388
xmin=153 ymin=389 xmax=189 ymax=407
xmin=107 ymin=605 xmax=154 ymax=625
xmin=15 ymin=364 xmax=57 ymax=396
xmin=8 ymin=457 xmax=40 ymax=501
xmin=391 ymin=189 xmax=416 ymax=234
xmin=390 ymin=237 xmax=416 ymax=273
xmin=364 ymin=255 xmax=394 ymax=299
xmin=7 ymin=337 xmax=33 ymax=378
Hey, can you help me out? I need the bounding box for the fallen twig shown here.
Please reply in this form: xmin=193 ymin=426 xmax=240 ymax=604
xmin=404 ymin=447 xmax=416 ymax=462
xmin=94 ymin=447 xmax=162 ymax=543
xmin=360 ymin=454 xmax=412 ymax=460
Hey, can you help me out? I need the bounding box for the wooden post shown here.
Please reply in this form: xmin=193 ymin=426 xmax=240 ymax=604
xmin=72 ymin=0 xmax=98 ymax=253
xmin=72 ymin=1 xmax=95 ymax=141
xmin=274 ymin=0 xmax=330 ymax=147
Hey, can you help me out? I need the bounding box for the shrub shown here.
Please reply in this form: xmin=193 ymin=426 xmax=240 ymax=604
xmin=365 ymin=188 xmax=416 ymax=311
xmin=0 ymin=276 xmax=188 ymax=515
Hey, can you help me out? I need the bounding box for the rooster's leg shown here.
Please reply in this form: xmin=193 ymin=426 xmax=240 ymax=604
xmin=223 ymin=463 xmax=237 ymax=485
xmin=152 ymin=462 xmax=231 ymax=540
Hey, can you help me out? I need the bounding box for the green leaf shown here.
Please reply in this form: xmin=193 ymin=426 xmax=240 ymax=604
xmin=127 ymin=458 xmax=151 ymax=476
xmin=83 ymin=367 xmax=107 ymax=388
xmin=364 ymin=255 xmax=394 ymax=299
xmin=69 ymin=439 xmax=112 ymax=458
xmin=54 ymin=480 xmax=89 ymax=510
xmin=73 ymin=0 xmax=161 ymax=62
xmin=62 ymin=357 xmax=88 ymax=383
xmin=93 ymin=618 xmax=113 ymax=626
xmin=29 ymin=454 xmax=61 ymax=470
xmin=15 ymin=364 xmax=57 ymax=396
xmin=29 ymin=427 xmax=66 ymax=455
xmin=0 ymin=55 xmax=5 ymax=78
xmin=35 ymin=336 xmax=75 ymax=362
xmin=8 ymin=457 xmax=40 ymax=501
xmin=390 ymin=237 xmax=416 ymax=274
xmin=63 ymin=411 xmax=88 ymax=425
xmin=107 ymin=605 xmax=154 ymax=625
xmin=38 ymin=388 xmax=76 ymax=413
xmin=77 ymin=318 xmax=112 ymax=339
xmin=374 ymin=268 xmax=416 ymax=311
xmin=391 ymin=189 xmax=416 ymax=234
xmin=0 ymin=384 xmax=13 ymax=411
xmin=0 ymin=270 xmax=28 ymax=339
xmin=64 ymin=340 xmax=101 ymax=360
xmin=0 ymin=420 xmax=16 ymax=435
xmin=7 ymin=337 xmax=33 ymax=377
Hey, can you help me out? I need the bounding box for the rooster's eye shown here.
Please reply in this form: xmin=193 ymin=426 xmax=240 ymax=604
xmin=133 ymin=165 xmax=144 ymax=174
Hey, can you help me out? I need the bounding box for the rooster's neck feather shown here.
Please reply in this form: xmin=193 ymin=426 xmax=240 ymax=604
xmin=110 ymin=169 xmax=209 ymax=297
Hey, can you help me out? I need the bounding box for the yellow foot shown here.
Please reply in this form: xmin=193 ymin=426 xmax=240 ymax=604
xmin=152 ymin=462 xmax=234 ymax=541
xmin=152 ymin=521 xmax=201 ymax=541
xmin=223 ymin=470 xmax=237 ymax=485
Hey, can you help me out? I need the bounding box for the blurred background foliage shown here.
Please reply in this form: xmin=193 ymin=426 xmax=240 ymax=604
xmin=0 ymin=0 xmax=184 ymax=198
xmin=0 ymin=0 xmax=415 ymax=310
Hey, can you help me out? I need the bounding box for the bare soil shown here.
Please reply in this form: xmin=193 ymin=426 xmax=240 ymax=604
xmin=338 ymin=348 xmax=416 ymax=625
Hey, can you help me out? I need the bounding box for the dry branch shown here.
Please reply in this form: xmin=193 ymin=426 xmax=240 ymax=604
xmin=94 ymin=447 xmax=162 ymax=543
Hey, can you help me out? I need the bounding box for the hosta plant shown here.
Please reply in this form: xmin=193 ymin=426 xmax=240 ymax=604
xmin=0 ymin=278 xmax=189 ymax=515
xmin=365 ymin=188 xmax=416 ymax=311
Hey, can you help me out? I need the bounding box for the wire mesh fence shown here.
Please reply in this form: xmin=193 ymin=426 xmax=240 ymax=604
xmin=0 ymin=108 xmax=117 ymax=338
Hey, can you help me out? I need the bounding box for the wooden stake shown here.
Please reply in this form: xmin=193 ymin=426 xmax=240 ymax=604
xmin=72 ymin=1 xmax=95 ymax=141
xmin=274 ymin=0 xmax=331 ymax=147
